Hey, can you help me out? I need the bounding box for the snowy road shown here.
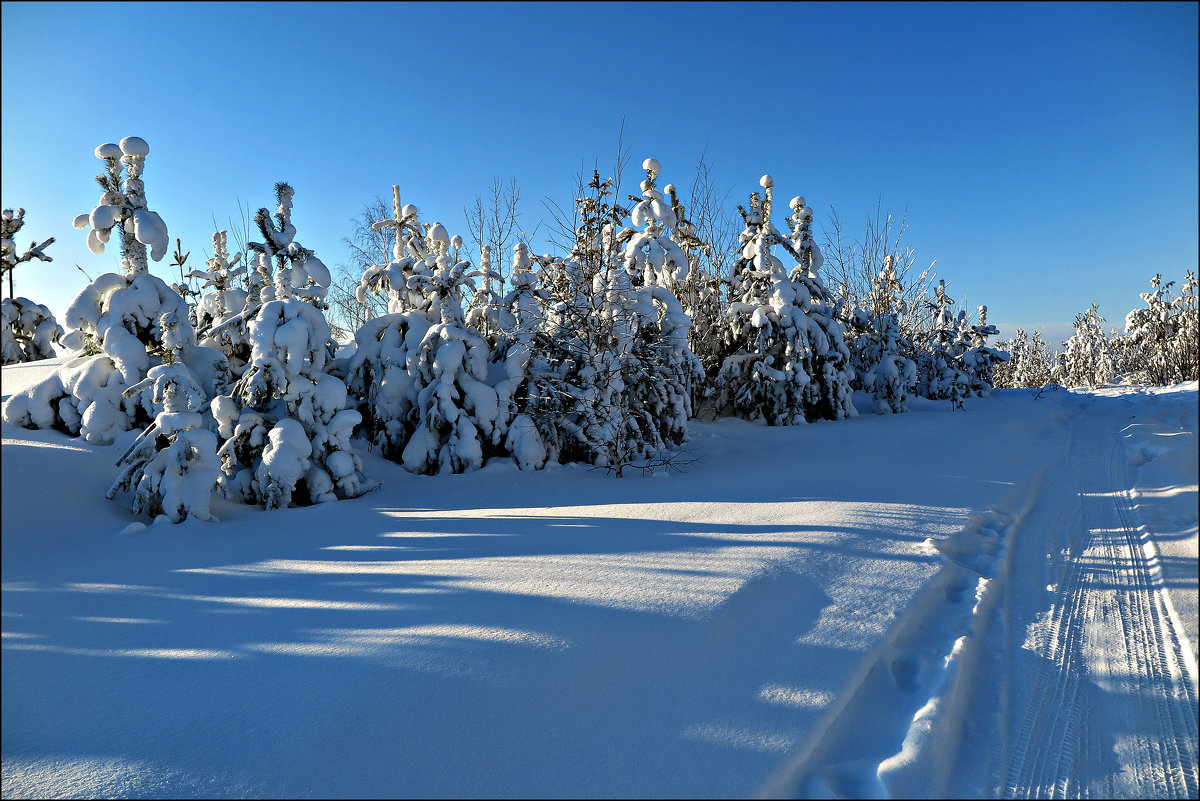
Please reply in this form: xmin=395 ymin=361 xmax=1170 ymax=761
xmin=764 ymin=388 xmax=1199 ymax=798
xmin=988 ymin=398 xmax=1198 ymax=799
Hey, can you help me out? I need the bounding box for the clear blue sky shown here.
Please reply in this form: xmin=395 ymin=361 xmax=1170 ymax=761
xmin=2 ymin=1 xmax=1196 ymax=346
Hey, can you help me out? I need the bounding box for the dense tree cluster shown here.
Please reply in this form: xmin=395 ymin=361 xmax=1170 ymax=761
xmin=5 ymin=138 xmax=1193 ymax=523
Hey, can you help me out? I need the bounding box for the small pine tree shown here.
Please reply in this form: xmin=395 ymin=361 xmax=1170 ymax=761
xmin=2 ymin=297 xmax=63 ymax=364
xmin=3 ymin=138 xmax=220 ymax=445
xmin=713 ymin=175 xmax=818 ymax=425
xmin=1061 ymin=302 xmax=1114 ymax=388
xmin=1123 ymin=272 xmax=1199 ymax=384
xmin=915 ymin=280 xmax=970 ymax=408
xmin=106 ymin=315 xmax=221 ymax=524
xmin=859 ymin=256 xmax=917 ymax=414
xmin=211 ymin=185 xmax=369 ymax=509
xmin=1 ymin=207 xmax=55 ymax=301
xmin=956 ymin=305 xmax=1009 ymax=396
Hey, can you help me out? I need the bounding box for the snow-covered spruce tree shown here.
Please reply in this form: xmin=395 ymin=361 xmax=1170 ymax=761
xmin=348 ymin=190 xmax=502 ymax=475
xmin=2 ymin=137 xmax=228 ymax=444
xmin=1 ymin=210 xmax=61 ymax=362
xmin=1060 ymin=302 xmax=1114 ymax=388
xmin=2 ymin=297 xmax=63 ymax=365
xmin=711 ymin=175 xmax=854 ymax=424
xmin=859 ymin=255 xmax=918 ymax=413
xmin=2 ymin=207 xmax=55 ymax=301
xmin=993 ymin=327 xmax=1057 ymax=389
xmin=247 ymin=183 xmax=331 ymax=309
xmin=1123 ymin=271 xmax=1199 ymax=385
xmin=189 ymin=230 xmax=251 ymax=376
xmin=105 ymin=310 xmax=221 ymax=523
xmin=212 ymin=261 xmax=371 ymax=510
xmin=711 ymin=175 xmax=809 ymax=424
xmin=956 ymin=305 xmax=1008 ymax=396
xmin=785 ymin=193 xmax=856 ymax=421
xmin=489 ymin=242 xmax=553 ymax=469
xmin=619 ymin=158 xmax=703 ymax=449
xmin=513 ymin=168 xmax=679 ymax=474
xmin=914 ymin=280 xmax=970 ymax=408
xmin=663 ymin=183 xmax=726 ymax=415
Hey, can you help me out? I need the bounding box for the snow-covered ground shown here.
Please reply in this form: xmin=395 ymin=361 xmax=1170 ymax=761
xmin=2 ymin=359 xmax=1196 ymax=799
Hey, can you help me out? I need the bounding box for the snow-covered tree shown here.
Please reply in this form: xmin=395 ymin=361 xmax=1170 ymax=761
xmin=247 ymin=183 xmax=331 ymax=309
xmin=915 ymin=280 xmax=970 ymax=408
xmin=1122 ymin=271 xmax=1198 ymax=385
xmin=785 ymin=194 xmax=856 ymax=421
xmin=956 ymin=305 xmax=1008 ymax=396
xmin=712 ymin=176 xmax=855 ymax=423
xmin=106 ymin=355 xmax=220 ymax=524
xmin=348 ymin=189 xmax=503 ymax=475
xmin=2 ymin=297 xmax=63 ymax=364
xmin=2 ymin=138 xmax=219 ymax=445
xmin=858 ymin=256 xmax=918 ymax=413
xmin=712 ymin=175 xmax=811 ymax=424
xmin=1060 ymin=302 xmax=1114 ymax=388
xmin=212 ymin=269 xmax=370 ymax=509
xmin=202 ymin=185 xmax=370 ymax=510
xmin=993 ymin=328 xmax=1057 ymax=389
xmin=189 ymin=230 xmax=251 ymax=376
xmin=2 ymin=207 xmax=55 ymax=301
xmin=620 ymin=159 xmax=702 ymax=448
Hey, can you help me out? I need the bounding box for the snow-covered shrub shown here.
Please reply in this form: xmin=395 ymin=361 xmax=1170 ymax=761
xmin=1060 ymin=302 xmax=1114 ymax=388
xmin=399 ymin=323 xmax=500 ymax=474
xmin=2 ymin=296 xmax=63 ymax=364
xmin=1 ymin=207 xmax=61 ymax=366
xmin=350 ymin=190 xmax=504 ymax=475
xmin=344 ymin=311 xmax=428 ymax=462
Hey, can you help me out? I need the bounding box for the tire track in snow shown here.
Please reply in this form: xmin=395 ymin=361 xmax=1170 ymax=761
xmin=996 ymin=402 xmax=1198 ymax=799
xmin=759 ymin=395 xmax=1198 ymax=799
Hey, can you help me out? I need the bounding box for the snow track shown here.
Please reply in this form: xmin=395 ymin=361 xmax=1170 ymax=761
xmin=992 ymin=404 xmax=1198 ymax=799
xmin=761 ymin=393 xmax=1199 ymax=799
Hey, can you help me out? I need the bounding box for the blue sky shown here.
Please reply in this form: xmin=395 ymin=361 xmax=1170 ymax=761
xmin=2 ymin=1 xmax=1196 ymax=346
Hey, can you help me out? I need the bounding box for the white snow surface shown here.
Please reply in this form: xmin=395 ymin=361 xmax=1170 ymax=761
xmin=2 ymin=359 xmax=1196 ymax=799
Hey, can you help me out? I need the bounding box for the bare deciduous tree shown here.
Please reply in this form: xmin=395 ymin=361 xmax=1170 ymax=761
xmin=463 ymin=176 xmax=522 ymax=295
xmin=820 ymin=203 xmax=938 ymax=340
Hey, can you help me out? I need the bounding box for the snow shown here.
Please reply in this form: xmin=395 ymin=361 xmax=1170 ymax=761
xmin=2 ymin=359 xmax=1196 ymax=799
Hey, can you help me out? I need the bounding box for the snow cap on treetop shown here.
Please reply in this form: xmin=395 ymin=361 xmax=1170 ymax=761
xmin=120 ymin=137 xmax=150 ymax=157
xmin=427 ymin=222 xmax=449 ymax=243
xmin=642 ymin=158 xmax=661 ymax=172
xmin=760 ymin=174 xmax=774 ymax=188
xmin=664 ymin=184 xmax=675 ymax=195
xmin=95 ymin=143 xmax=122 ymax=160
xmin=790 ymin=196 xmax=806 ymax=210
xmin=401 ymin=204 xmax=417 ymax=219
